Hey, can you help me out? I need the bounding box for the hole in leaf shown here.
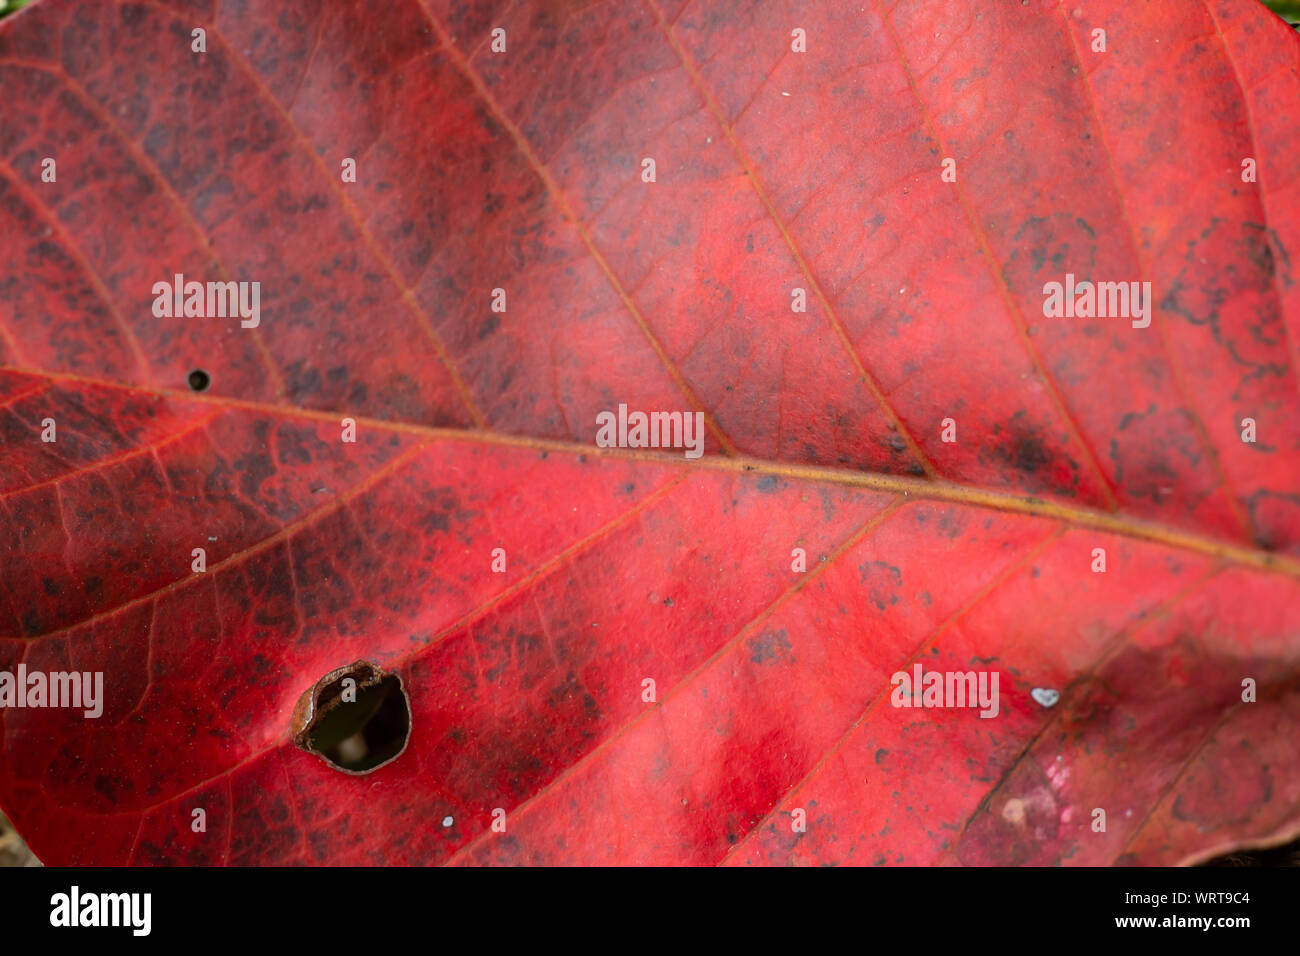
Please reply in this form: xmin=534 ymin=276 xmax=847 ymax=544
xmin=291 ymin=661 xmax=411 ymax=775
xmin=187 ymin=368 xmax=211 ymax=391
xmin=1198 ymin=835 xmax=1300 ymax=867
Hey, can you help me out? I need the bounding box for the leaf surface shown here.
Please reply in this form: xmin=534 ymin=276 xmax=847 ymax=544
xmin=1 ymin=0 xmax=1298 ymax=865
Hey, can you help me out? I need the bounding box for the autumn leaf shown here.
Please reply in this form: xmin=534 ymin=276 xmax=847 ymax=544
xmin=0 ymin=0 xmax=1298 ymax=866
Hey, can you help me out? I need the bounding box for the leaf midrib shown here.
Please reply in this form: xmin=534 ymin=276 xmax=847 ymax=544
xmin=3 ymin=365 xmax=1297 ymax=585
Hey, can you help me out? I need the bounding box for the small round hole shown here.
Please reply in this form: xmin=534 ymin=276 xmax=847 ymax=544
xmin=187 ymin=369 xmax=211 ymax=392
xmin=291 ymin=661 xmax=412 ymax=775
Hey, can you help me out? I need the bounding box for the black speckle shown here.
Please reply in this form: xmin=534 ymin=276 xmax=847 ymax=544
xmin=94 ymin=774 xmax=117 ymax=801
xmin=747 ymin=628 xmax=791 ymax=665
xmin=1010 ymin=432 xmax=1050 ymax=475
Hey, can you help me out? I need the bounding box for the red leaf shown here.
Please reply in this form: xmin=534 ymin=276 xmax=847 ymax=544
xmin=1 ymin=0 xmax=1298 ymax=866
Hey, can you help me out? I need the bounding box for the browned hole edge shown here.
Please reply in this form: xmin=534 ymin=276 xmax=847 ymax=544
xmin=290 ymin=660 xmax=411 ymax=776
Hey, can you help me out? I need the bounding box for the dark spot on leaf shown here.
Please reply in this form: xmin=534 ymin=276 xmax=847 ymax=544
xmin=748 ymin=628 xmax=791 ymax=664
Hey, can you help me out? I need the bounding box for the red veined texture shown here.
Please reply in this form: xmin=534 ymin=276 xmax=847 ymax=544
xmin=0 ymin=0 xmax=1297 ymax=864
